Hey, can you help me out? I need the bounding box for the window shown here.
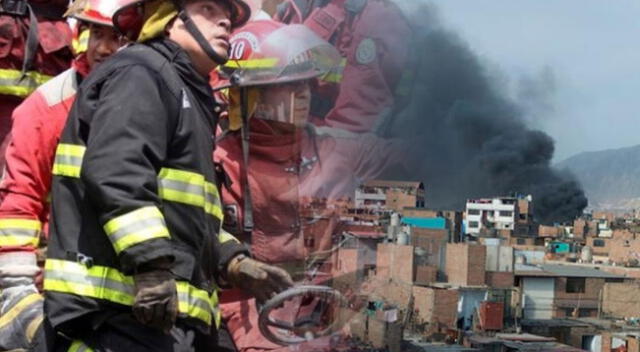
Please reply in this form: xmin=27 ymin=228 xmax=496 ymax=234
xmin=468 ymin=221 xmax=479 ymax=228
xmin=517 ymin=238 xmax=526 ymax=245
xmin=593 ymin=239 xmax=606 ymax=247
xmin=499 ymin=211 xmax=513 ymax=217
xmin=468 ymin=209 xmax=481 ymax=216
xmin=566 ymin=277 xmax=586 ymax=293
xmin=605 ymin=278 xmax=624 ymax=283
xmin=579 ymin=309 xmax=593 ymax=318
xmin=519 ymin=214 xmax=527 ymax=220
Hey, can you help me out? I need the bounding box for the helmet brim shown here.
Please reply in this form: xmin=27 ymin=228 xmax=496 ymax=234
xmin=73 ymin=14 xmax=115 ymax=28
xmin=226 ymin=0 xmax=251 ymax=29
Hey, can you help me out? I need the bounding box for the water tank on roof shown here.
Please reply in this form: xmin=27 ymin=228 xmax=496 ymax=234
xmin=391 ymin=213 xmax=400 ymax=227
xmin=581 ymin=246 xmax=593 ymax=263
xmin=396 ymin=231 xmax=409 ymax=245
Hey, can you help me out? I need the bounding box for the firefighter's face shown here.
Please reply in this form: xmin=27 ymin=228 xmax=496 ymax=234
xmin=254 ymin=81 xmax=311 ymax=128
xmin=167 ymin=0 xmax=232 ymax=75
xmin=86 ymin=24 xmax=123 ymax=69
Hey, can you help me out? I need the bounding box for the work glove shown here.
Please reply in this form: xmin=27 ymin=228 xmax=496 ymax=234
xmin=132 ymin=259 xmax=178 ymax=333
xmin=226 ymin=254 xmax=294 ymax=303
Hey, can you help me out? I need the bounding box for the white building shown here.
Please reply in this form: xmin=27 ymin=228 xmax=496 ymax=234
xmin=465 ymin=196 xmax=526 ymax=235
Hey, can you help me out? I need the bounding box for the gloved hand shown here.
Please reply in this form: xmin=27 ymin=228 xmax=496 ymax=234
xmin=226 ymin=254 xmax=294 ymax=303
xmin=132 ymin=259 xmax=177 ymax=333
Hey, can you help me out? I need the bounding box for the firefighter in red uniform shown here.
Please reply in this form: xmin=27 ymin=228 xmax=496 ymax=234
xmin=274 ymin=0 xmax=412 ymax=134
xmin=0 ymin=0 xmax=73 ymax=171
xmin=215 ymin=20 xmax=409 ymax=352
xmin=0 ymin=1 xmax=124 ymax=350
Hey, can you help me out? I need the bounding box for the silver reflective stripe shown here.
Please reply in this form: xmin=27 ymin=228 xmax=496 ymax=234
xmin=54 ymin=154 xmax=83 ymax=168
xmin=177 ymin=291 xmax=211 ymax=314
xmin=45 ymin=269 xmax=134 ymax=297
xmin=204 ymin=184 xmax=221 ymax=208
xmin=159 ymin=178 xmax=205 ymax=196
xmin=0 ymin=228 xmax=38 ymax=239
xmin=107 ymin=216 xmax=166 ymax=244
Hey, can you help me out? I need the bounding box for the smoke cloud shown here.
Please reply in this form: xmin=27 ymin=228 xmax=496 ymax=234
xmin=386 ymin=3 xmax=587 ymax=224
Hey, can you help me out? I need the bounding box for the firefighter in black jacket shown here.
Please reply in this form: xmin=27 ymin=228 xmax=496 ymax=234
xmin=43 ymin=0 xmax=293 ymax=350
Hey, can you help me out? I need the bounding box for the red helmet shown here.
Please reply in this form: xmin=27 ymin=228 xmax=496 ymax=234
xmin=222 ymin=20 xmax=341 ymax=87
xmin=112 ymin=0 xmax=251 ymax=41
xmin=65 ymin=0 xmax=119 ymax=27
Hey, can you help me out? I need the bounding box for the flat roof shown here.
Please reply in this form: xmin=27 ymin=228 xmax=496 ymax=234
xmin=515 ymin=263 xmax=627 ymax=279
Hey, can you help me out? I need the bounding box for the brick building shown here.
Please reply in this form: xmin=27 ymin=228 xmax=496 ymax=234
xmin=355 ymin=180 xmax=425 ymax=212
xmin=412 ymin=286 xmax=459 ymax=330
xmin=515 ymin=263 xmax=627 ymax=319
xmin=446 ymin=243 xmax=487 ymax=286
xmin=377 ymin=243 xmax=415 ymax=284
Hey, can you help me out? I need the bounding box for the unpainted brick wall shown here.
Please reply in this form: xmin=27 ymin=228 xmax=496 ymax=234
xmin=447 ymin=243 xmax=487 ymax=286
xmin=485 ymin=271 xmax=514 ymax=289
xmin=601 ymin=332 xmax=612 ymax=352
xmin=377 ymin=244 xmax=414 ymax=284
xmin=628 ymin=336 xmax=640 ymax=352
xmin=412 ymin=286 xmax=459 ymax=328
xmin=415 ymin=266 xmax=437 ymax=285
xmin=602 ymin=283 xmax=640 ymax=318
xmin=467 ymin=244 xmax=487 ymax=286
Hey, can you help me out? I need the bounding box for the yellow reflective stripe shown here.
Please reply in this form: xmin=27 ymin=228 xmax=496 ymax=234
xmin=158 ymin=168 xmax=223 ymax=220
xmin=0 ymin=293 xmax=42 ymax=330
xmin=44 ymin=259 xmax=217 ymax=326
xmin=321 ymin=58 xmax=346 ymax=83
xmin=177 ymin=282 xmax=212 ymax=326
xmin=0 ymin=69 xmax=53 ymax=98
xmin=52 ymin=144 xmax=86 ymax=178
xmin=211 ymin=290 xmax=221 ymax=328
xmin=26 ymin=314 xmax=44 ymax=342
xmin=72 ymin=29 xmax=90 ymax=55
xmin=44 ymin=259 xmax=135 ymax=306
xmin=103 ymin=206 xmax=170 ymax=254
xmin=204 ymin=182 xmax=223 ymax=219
xmin=219 ymin=229 xmax=239 ymax=244
xmin=50 ymin=147 xmax=223 ymax=219
xmin=0 ymin=218 xmax=42 ymax=247
xmin=224 ymin=58 xmax=280 ymax=69
xmin=68 ymin=340 xmax=94 ymax=352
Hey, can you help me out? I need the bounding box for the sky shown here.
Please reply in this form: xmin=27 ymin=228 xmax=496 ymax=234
xmin=433 ymin=0 xmax=640 ymax=161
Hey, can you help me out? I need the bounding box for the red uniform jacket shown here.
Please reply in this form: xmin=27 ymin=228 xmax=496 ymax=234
xmin=0 ymin=57 xmax=88 ymax=253
xmin=215 ymin=119 xmax=406 ymax=352
xmin=0 ymin=1 xmax=73 ymax=171
xmin=276 ymin=0 xmax=412 ymax=134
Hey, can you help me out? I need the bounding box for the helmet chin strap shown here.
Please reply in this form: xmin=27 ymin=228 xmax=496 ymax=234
xmin=177 ymin=9 xmax=229 ymax=66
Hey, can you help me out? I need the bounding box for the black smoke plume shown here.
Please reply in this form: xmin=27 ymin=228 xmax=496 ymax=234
xmin=387 ymin=4 xmax=587 ymax=224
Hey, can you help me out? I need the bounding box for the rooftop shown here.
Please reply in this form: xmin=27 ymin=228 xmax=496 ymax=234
xmin=402 ymin=217 xmax=447 ymax=229
xmin=515 ymin=263 xmax=627 ymax=279
xmin=362 ymin=180 xmax=423 ymax=190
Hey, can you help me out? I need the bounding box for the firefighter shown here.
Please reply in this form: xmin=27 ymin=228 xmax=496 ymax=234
xmin=274 ymin=0 xmax=412 ymax=135
xmin=215 ymin=20 xmax=408 ymax=352
xmin=43 ymin=0 xmax=292 ymax=351
xmin=0 ymin=0 xmax=73 ymax=172
xmin=0 ymin=1 xmax=124 ymax=350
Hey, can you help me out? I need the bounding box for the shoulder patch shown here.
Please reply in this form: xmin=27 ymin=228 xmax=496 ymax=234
xmin=356 ymin=38 xmax=377 ymax=65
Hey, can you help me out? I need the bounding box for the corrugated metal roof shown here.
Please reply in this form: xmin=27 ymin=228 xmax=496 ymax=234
xmin=402 ymin=217 xmax=447 ymax=229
